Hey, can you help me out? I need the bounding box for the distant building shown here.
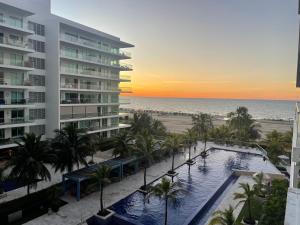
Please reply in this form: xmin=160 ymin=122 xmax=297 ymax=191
xmin=285 ymin=1 xmax=300 ymax=224
xmin=0 ymin=0 xmax=133 ymax=151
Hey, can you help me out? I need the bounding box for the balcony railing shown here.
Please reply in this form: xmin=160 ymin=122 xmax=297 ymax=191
xmin=0 ymin=37 xmax=33 ymax=49
xmin=60 ymin=50 xmax=133 ymax=70
xmin=0 ymin=98 xmax=30 ymax=105
xmin=85 ymin=124 xmax=119 ymax=132
xmin=0 ymin=58 xmax=33 ymax=68
xmin=60 ymin=34 xmax=131 ymax=58
xmin=0 ymin=79 xmax=32 ymax=86
xmin=60 ymin=83 xmax=120 ymax=92
xmin=60 ymin=67 xmax=119 ymax=80
xmin=120 ymin=75 xmax=131 ymax=81
xmin=0 ymin=137 xmax=22 ymax=146
xmin=60 ymin=97 xmax=119 ymax=105
xmin=60 ymin=111 xmax=119 ymax=120
xmin=120 ymin=87 xmax=132 ymax=93
xmin=0 ymin=117 xmax=34 ymax=125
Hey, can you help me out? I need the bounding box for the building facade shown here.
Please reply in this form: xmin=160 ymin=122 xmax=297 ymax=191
xmin=0 ymin=0 xmax=133 ymax=151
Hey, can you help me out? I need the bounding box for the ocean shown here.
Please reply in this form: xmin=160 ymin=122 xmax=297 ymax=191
xmin=121 ymin=96 xmax=297 ymax=121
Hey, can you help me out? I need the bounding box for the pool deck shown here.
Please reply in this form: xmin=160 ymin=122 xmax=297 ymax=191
xmin=1 ymin=142 xmax=271 ymax=225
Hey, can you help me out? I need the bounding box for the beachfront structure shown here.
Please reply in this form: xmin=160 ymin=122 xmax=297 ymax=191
xmin=0 ymin=0 xmax=133 ymax=151
xmin=285 ymin=1 xmax=300 ymax=224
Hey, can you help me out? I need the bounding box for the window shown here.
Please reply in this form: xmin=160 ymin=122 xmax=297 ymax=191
xmin=0 ymin=111 xmax=3 ymax=124
xmin=0 ymin=13 xmax=4 ymax=23
xmin=10 ymin=53 xmax=23 ymax=66
xmin=29 ymin=74 xmax=45 ymax=86
xmin=0 ymin=129 xmax=4 ymax=139
xmin=11 ymin=127 xmax=24 ymax=138
xmin=11 ymin=110 xmax=24 ymax=123
xmin=29 ymin=125 xmax=45 ymax=136
xmin=29 ymin=109 xmax=45 ymax=120
xmin=29 ymin=39 xmax=45 ymax=53
xmin=29 ymin=92 xmax=45 ymax=103
xmin=9 ymin=71 xmax=24 ymax=85
xmin=11 ymin=91 xmax=24 ymax=104
xmin=8 ymin=16 xmax=22 ymax=28
xmin=28 ymin=22 xmax=45 ymax=36
xmin=29 ymin=57 xmax=45 ymax=69
xmin=111 ymin=117 xmax=119 ymax=126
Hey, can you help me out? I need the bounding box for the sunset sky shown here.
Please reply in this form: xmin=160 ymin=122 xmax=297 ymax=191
xmin=52 ymin=0 xmax=300 ymax=100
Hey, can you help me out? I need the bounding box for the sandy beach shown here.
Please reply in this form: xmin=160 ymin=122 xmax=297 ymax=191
xmin=124 ymin=110 xmax=293 ymax=138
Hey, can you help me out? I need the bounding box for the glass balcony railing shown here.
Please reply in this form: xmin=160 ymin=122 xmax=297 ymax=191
xmin=0 ymin=117 xmax=34 ymax=125
xmin=84 ymin=124 xmax=120 ymax=132
xmin=60 ymin=67 xmax=120 ymax=80
xmin=0 ymin=98 xmax=31 ymax=105
xmin=0 ymin=58 xmax=33 ymax=68
xmin=60 ymin=82 xmax=120 ymax=92
xmin=120 ymin=87 xmax=132 ymax=93
xmin=0 ymin=79 xmax=32 ymax=86
xmin=0 ymin=37 xmax=33 ymax=50
xmin=60 ymin=34 xmax=131 ymax=58
xmin=60 ymin=111 xmax=119 ymax=120
xmin=60 ymin=97 xmax=118 ymax=104
xmin=60 ymin=50 xmax=133 ymax=70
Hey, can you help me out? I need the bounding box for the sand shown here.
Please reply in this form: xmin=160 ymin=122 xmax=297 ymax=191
xmin=127 ymin=112 xmax=293 ymax=139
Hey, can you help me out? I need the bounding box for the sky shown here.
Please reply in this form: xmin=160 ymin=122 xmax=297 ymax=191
xmin=52 ymin=0 xmax=300 ymax=100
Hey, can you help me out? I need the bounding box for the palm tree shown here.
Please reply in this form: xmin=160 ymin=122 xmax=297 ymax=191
xmin=134 ymin=131 xmax=157 ymax=190
xmin=227 ymin=107 xmax=260 ymax=142
xmin=112 ymin=131 xmax=133 ymax=158
xmin=262 ymin=130 xmax=285 ymax=164
xmin=163 ymin=134 xmax=182 ymax=174
xmin=234 ymin=183 xmax=255 ymax=225
xmin=147 ymin=177 xmax=184 ymax=225
xmin=184 ymin=129 xmax=197 ymax=163
xmin=7 ymin=133 xmax=54 ymax=195
xmin=209 ymin=125 xmax=233 ymax=145
xmin=192 ymin=113 xmax=213 ymax=150
xmin=51 ymin=124 xmax=91 ymax=173
xmin=91 ymin=165 xmax=111 ymax=215
xmin=253 ymin=172 xmax=266 ymax=197
xmin=208 ymin=205 xmax=236 ymax=225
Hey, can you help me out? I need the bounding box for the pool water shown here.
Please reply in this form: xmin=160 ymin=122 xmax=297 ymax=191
xmin=110 ymin=149 xmax=279 ymax=225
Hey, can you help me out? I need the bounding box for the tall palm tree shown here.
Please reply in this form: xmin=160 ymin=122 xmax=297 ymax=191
xmin=234 ymin=183 xmax=255 ymax=224
xmin=208 ymin=205 xmax=236 ymax=225
xmin=192 ymin=113 xmax=213 ymax=150
xmin=227 ymin=107 xmax=260 ymax=142
xmin=147 ymin=177 xmax=184 ymax=225
xmin=51 ymin=124 xmax=91 ymax=173
xmin=112 ymin=131 xmax=133 ymax=158
xmin=7 ymin=133 xmax=54 ymax=195
xmin=262 ymin=130 xmax=285 ymax=164
xmin=253 ymin=172 xmax=266 ymax=197
xmin=184 ymin=129 xmax=197 ymax=162
xmin=163 ymin=134 xmax=182 ymax=174
xmin=91 ymin=165 xmax=111 ymax=215
xmin=134 ymin=131 xmax=157 ymax=190
xmin=209 ymin=125 xmax=233 ymax=145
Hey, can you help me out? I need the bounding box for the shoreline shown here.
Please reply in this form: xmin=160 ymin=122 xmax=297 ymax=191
xmin=121 ymin=108 xmax=293 ymax=138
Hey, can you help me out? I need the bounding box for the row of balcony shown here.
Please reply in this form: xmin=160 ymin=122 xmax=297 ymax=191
xmin=0 ymin=57 xmax=33 ymax=69
xmin=60 ymin=67 xmax=131 ymax=81
xmin=0 ymin=36 xmax=33 ymax=50
xmin=0 ymin=79 xmax=32 ymax=87
xmin=60 ymin=83 xmax=132 ymax=92
xmin=61 ymin=98 xmax=119 ymax=105
xmin=60 ymin=50 xmax=133 ymax=71
xmin=60 ymin=111 xmax=119 ymax=120
xmin=60 ymin=34 xmax=131 ymax=58
xmin=0 ymin=117 xmax=34 ymax=126
xmin=0 ymin=98 xmax=29 ymax=105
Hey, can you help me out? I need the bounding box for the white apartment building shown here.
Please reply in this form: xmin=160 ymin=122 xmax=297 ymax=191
xmin=285 ymin=1 xmax=300 ymax=224
xmin=0 ymin=0 xmax=133 ymax=151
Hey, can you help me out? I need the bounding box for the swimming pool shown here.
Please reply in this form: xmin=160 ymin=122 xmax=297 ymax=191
xmin=109 ymin=149 xmax=279 ymax=225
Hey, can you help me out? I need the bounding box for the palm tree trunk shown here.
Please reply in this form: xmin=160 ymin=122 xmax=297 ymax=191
xmin=100 ymin=183 xmax=103 ymax=212
xmin=171 ymin=150 xmax=175 ymax=172
xmin=204 ymin=138 xmax=207 ymax=151
xmin=164 ymin=197 xmax=168 ymax=225
xmin=143 ymin=167 xmax=147 ymax=189
xmin=188 ymin=147 xmax=191 ymax=161
xmin=27 ymin=185 xmax=30 ymax=195
xmin=247 ymin=199 xmax=252 ymax=222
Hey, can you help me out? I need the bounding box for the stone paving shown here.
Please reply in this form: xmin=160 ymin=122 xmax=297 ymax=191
xmin=1 ymin=142 xmax=269 ymax=225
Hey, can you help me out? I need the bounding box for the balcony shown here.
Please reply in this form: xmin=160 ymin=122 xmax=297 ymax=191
xmin=60 ymin=67 xmax=120 ymax=80
xmin=60 ymin=34 xmax=131 ymax=59
xmin=0 ymin=117 xmax=34 ymax=126
xmin=60 ymin=83 xmax=120 ymax=93
xmin=0 ymin=18 xmax=33 ymax=35
xmin=60 ymin=111 xmax=119 ymax=120
xmin=120 ymin=75 xmax=131 ymax=82
xmin=0 ymin=58 xmax=34 ymax=71
xmin=0 ymin=98 xmax=31 ymax=106
xmin=120 ymin=87 xmax=132 ymax=93
xmin=0 ymin=79 xmax=33 ymax=89
xmin=60 ymin=97 xmax=119 ymax=105
xmin=0 ymin=37 xmax=34 ymax=53
xmin=60 ymin=50 xmax=133 ymax=71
